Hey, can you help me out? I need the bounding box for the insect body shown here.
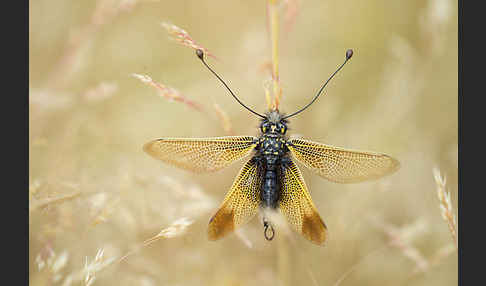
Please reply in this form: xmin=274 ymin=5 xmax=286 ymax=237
xmin=257 ymin=112 xmax=289 ymax=209
xmin=143 ymin=49 xmax=400 ymax=245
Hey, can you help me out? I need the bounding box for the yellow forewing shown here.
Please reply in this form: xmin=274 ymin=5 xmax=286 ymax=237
xmin=279 ymin=161 xmax=327 ymax=245
xmin=143 ymin=136 xmax=257 ymax=173
xmin=287 ymin=138 xmax=400 ymax=183
xmin=208 ymin=158 xmax=263 ymax=240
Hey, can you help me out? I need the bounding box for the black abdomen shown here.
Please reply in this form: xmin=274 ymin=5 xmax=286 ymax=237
xmin=257 ymin=134 xmax=288 ymax=209
xmin=262 ymin=164 xmax=279 ymax=209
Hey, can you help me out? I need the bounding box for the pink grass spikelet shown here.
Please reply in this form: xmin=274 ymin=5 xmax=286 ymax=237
xmin=132 ymin=73 xmax=204 ymax=112
xmin=117 ymin=218 xmax=194 ymax=263
xmin=144 ymin=217 xmax=194 ymax=243
xmin=161 ymin=22 xmax=216 ymax=59
xmin=283 ymin=0 xmax=300 ymax=35
xmin=433 ymin=167 xmax=458 ymax=248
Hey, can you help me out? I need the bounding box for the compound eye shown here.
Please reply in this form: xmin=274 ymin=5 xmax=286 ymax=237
xmin=277 ymin=123 xmax=286 ymax=134
xmin=261 ymin=123 xmax=269 ymax=133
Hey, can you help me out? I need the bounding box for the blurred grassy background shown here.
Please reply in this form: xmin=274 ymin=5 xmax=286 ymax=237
xmin=29 ymin=0 xmax=458 ymax=285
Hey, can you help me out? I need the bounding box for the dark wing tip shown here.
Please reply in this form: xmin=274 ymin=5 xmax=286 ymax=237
xmin=302 ymin=213 xmax=328 ymax=246
xmin=207 ymin=209 xmax=235 ymax=241
xmin=142 ymin=141 xmax=154 ymax=155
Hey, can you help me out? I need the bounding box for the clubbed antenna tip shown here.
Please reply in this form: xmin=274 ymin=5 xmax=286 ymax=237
xmin=346 ymin=49 xmax=353 ymax=60
xmin=196 ymin=49 xmax=204 ymax=60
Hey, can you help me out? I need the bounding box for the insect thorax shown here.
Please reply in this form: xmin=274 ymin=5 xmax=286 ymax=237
xmin=257 ymin=134 xmax=288 ymax=161
xmin=256 ymin=110 xmax=290 ymax=164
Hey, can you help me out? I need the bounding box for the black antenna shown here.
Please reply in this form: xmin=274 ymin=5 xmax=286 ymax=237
xmin=283 ymin=49 xmax=353 ymax=119
xmin=196 ymin=49 xmax=266 ymax=119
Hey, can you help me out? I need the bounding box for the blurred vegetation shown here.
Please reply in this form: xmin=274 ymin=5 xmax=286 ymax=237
xmin=29 ymin=0 xmax=457 ymax=285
